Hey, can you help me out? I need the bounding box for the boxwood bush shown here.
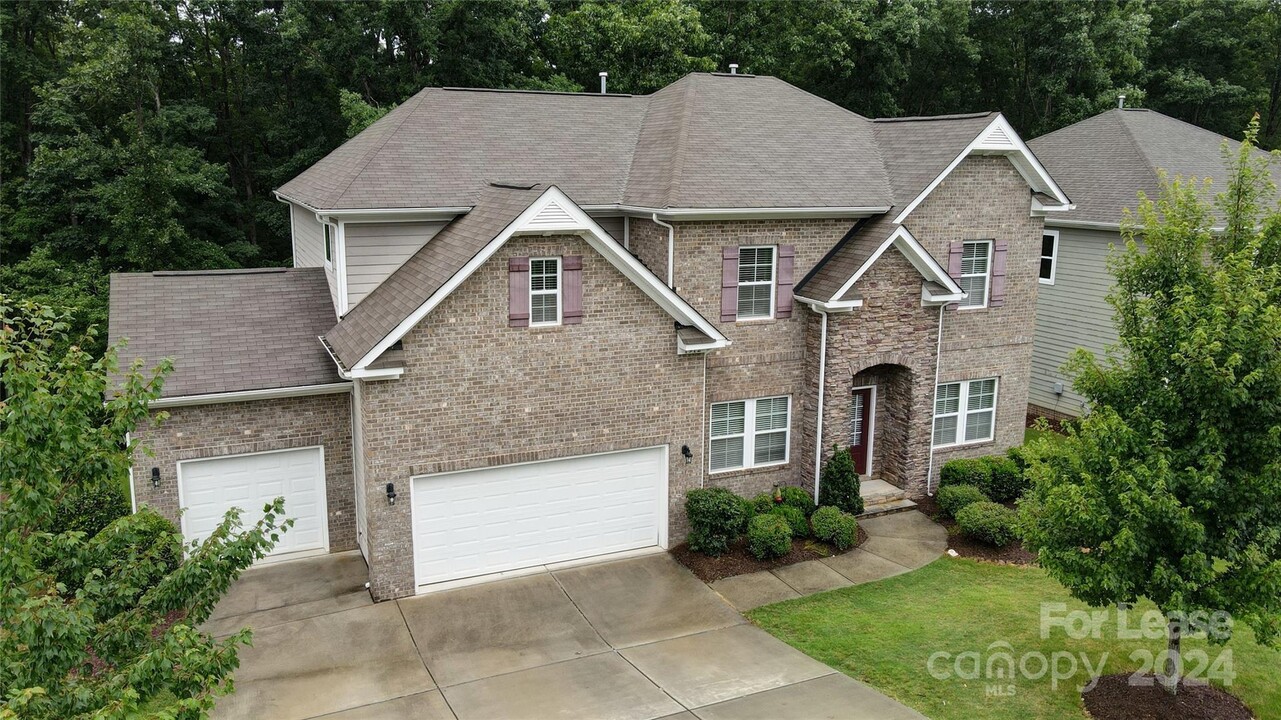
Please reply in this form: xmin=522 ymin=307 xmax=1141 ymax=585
xmin=811 ymin=505 xmax=859 ymax=551
xmin=685 ymin=487 xmax=746 ymax=556
xmin=748 ymin=492 xmax=778 ymax=516
xmin=747 ymin=513 xmax=792 ymax=559
xmin=778 ymin=486 xmax=816 ymax=517
xmin=939 ymin=457 xmax=989 ymax=489
xmin=50 ymin=486 xmax=132 ymax=537
xmin=771 ymin=504 xmax=809 ymax=538
xmin=981 ymin=455 xmax=1027 ymax=502
xmin=955 ymin=501 xmax=1019 ymax=547
xmin=936 ymin=483 xmax=989 ymax=518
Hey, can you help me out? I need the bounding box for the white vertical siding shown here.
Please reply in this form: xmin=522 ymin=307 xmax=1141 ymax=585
xmin=344 ymin=221 xmax=446 ymax=308
xmin=1030 ymin=226 xmax=1127 ymax=416
xmin=290 ymin=203 xmax=340 ymax=312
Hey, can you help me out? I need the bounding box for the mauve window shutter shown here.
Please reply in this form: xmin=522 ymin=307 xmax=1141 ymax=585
xmin=563 ymin=255 xmax=583 ymax=324
xmin=775 ymin=245 xmax=795 ymax=318
xmin=946 ymin=241 xmax=964 ymax=311
xmin=989 ymin=241 xmax=1009 ymax=307
xmin=721 ymin=247 xmax=739 ymax=322
xmin=508 ymin=256 xmax=529 ymax=327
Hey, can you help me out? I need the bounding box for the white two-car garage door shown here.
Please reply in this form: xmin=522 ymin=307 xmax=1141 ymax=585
xmin=178 ymin=447 xmax=328 ymax=561
xmin=412 ymin=446 xmax=666 ymax=588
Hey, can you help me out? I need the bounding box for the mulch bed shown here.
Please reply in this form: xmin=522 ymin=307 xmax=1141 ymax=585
xmin=1082 ymin=673 xmax=1255 ymax=720
xmin=914 ymin=494 xmax=1038 ymax=565
xmin=671 ymin=526 xmax=869 ymax=583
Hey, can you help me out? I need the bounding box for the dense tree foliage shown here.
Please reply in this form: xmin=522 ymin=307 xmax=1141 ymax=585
xmin=2 ymin=0 xmax=1279 ymax=351
xmin=0 ymin=297 xmax=293 ymax=718
xmin=1021 ymin=120 xmax=1281 ymax=694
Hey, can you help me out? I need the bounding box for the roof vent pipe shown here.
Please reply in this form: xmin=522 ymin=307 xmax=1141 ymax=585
xmin=1117 ymin=94 xmax=1126 ymax=109
xmin=729 ymin=63 xmax=739 ymax=74
xmin=599 ymin=72 xmax=608 ymax=94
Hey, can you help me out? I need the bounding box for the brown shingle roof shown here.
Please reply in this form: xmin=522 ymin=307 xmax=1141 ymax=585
xmin=323 ymin=184 xmax=544 ymax=369
xmin=108 ymin=268 xmax=343 ymax=398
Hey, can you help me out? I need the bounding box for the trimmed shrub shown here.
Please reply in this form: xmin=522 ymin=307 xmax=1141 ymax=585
xmin=771 ymin=505 xmax=809 ymax=538
xmin=982 ymin=455 xmax=1028 ymax=502
xmin=685 ymin=487 xmax=746 ymax=556
xmin=955 ymin=501 xmax=1019 ymax=547
xmin=1006 ymin=444 xmax=1033 ymax=473
xmin=778 ymin=486 xmax=816 ymax=517
xmin=936 ymin=484 xmax=989 ymax=518
xmin=747 ymin=513 xmax=792 ymax=560
xmin=50 ymin=486 xmax=132 ymax=537
xmin=818 ymin=445 xmax=863 ymax=515
xmin=939 ymin=457 xmax=990 ymax=489
xmin=811 ymin=506 xmax=858 ymax=551
xmin=749 ymin=492 xmax=778 ymax=516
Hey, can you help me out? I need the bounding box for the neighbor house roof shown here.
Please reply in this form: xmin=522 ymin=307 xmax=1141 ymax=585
xmin=108 ymin=268 xmax=343 ymax=398
xmin=277 ymin=73 xmax=894 ymax=212
xmin=1029 ymin=108 xmax=1281 ymax=226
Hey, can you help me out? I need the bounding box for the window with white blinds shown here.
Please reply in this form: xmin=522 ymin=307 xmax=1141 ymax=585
xmin=933 ymin=378 xmax=998 ymax=447
xmin=958 ymin=240 xmax=991 ymax=308
xmin=529 ymin=257 xmax=561 ymax=326
xmin=736 ymin=246 xmax=775 ymax=319
xmin=710 ymin=396 xmax=790 ymax=471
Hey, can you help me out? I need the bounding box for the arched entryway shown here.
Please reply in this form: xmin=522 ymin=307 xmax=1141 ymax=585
xmin=849 ymin=364 xmax=914 ymax=490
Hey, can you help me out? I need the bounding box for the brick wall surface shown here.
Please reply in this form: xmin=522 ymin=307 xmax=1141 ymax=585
xmin=358 ymin=233 xmax=705 ymax=600
xmin=130 ymin=393 xmax=356 ymax=553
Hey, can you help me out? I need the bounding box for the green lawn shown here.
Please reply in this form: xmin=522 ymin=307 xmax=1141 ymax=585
xmin=749 ymin=558 xmax=1280 ymax=720
xmin=1023 ymin=425 xmax=1067 ymax=446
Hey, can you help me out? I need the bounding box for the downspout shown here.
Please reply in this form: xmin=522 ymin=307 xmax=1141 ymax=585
xmin=813 ymin=310 xmax=829 ymax=500
xmin=700 ymin=351 xmax=708 ymax=488
xmin=925 ymin=304 xmax=945 ymax=495
xmin=652 ymin=213 xmax=674 ymax=288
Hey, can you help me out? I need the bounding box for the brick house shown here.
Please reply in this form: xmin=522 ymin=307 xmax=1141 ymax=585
xmin=110 ymin=72 xmax=1070 ymax=600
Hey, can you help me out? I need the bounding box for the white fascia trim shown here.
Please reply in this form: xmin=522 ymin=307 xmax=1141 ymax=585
xmin=1045 ymin=217 xmax=1226 ymax=234
xmin=580 ymin=204 xmax=891 ymax=221
xmin=893 ymin=114 xmax=1070 ymax=225
xmin=677 ymin=336 xmax=731 ymax=354
xmin=150 ymin=382 xmax=352 ymax=408
xmin=271 ymin=191 xmax=469 ymax=222
xmin=350 ymin=186 xmax=727 ymax=371
xmin=793 ymin=294 xmax=862 ymax=312
xmin=1032 ymin=197 xmax=1076 ymax=215
xmin=830 ymin=226 xmax=963 ymax=303
xmin=921 ymin=283 xmax=966 ymax=305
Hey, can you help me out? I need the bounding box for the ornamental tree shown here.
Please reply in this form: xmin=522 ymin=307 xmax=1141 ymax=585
xmin=1022 ymin=119 xmax=1281 ymax=694
xmin=0 ymin=298 xmax=291 ymax=719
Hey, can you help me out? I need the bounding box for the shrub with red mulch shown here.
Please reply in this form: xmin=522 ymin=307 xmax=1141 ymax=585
xmin=1082 ymin=673 xmax=1255 ymax=720
xmin=671 ymin=526 xmax=869 ymax=583
xmin=915 ymin=494 xmax=1037 ymax=565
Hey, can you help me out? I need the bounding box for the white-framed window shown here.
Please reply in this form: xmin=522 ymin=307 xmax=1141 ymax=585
xmin=529 ymin=257 xmax=561 ymax=326
xmin=737 ymin=246 xmax=775 ymax=319
xmin=323 ymin=223 xmax=335 ymax=266
xmin=957 ymin=240 xmax=991 ymax=308
xmin=710 ymin=396 xmax=790 ymax=472
xmin=933 ymin=378 xmax=998 ymax=447
xmin=1039 ymin=230 xmax=1058 ymax=284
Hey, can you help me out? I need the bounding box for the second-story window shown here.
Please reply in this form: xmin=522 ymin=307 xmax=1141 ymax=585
xmin=737 ymin=246 xmax=775 ymax=319
xmin=1040 ymin=230 xmax=1058 ymax=284
xmin=529 ymin=257 xmax=561 ymax=326
xmin=957 ymin=240 xmax=991 ymax=308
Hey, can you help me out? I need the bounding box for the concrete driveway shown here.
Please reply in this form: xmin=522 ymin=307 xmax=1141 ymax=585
xmin=208 ymin=551 xmax=925 ymax=720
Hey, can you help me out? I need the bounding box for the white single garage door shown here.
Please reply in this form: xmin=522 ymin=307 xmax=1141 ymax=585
xmin=412 ymin=446 xmax=666 ymax=587
xmin=179 ymin=447 xmax=328 ymax=560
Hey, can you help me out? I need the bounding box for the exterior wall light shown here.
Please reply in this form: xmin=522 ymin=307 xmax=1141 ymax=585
xmin=151 ymin=467 xmax=161 ymax=488
xmin=681 ymin=445 xmax=693 ymax=464
xmin=386 ymin=483 xmax=397 ymax=506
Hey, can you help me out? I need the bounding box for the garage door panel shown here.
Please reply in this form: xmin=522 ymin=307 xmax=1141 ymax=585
xmin=413 ymin=447 xmax=664 ymax=586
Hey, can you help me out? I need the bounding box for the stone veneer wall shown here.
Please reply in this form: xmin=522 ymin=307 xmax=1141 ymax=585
xmin=129 ymin=393 xmax=356 ymax=553
xmin=358 ymin=233 xmax=705 ymax=600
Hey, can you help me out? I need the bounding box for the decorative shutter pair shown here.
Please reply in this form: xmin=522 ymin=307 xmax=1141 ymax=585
xmin=720 ymin=245 xmax=795 ymax=322
xmin=946 ymin=240 xmax=1008 ymax=309
xmin=508 ymin=256 xmax=582 ymax=327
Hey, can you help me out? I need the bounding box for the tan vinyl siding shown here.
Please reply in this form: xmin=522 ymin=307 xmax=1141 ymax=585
xmin=291 ymin=203 xmax=339 ymax=311
xmin=344 ymin=221 xmax=446 ymax=308
xmin=1031 ymin=226 xmax=1126 ymax=416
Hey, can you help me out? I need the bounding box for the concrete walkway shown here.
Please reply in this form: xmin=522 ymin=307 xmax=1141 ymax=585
xmin=709 ymin=510 xmax=947 ymax=612
xmin=207 ymin=551 xmax=926 ymax=720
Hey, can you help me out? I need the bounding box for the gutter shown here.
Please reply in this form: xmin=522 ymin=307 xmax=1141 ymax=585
xmin=149 ymin=382 xmax=352 ymax=409
xmin=794 ymin=295 xmax=862 ymax=313
xmin=813 ymin=311 xmax=829 ymax=499
xmin=652 ymin=214 xmax=675 ymax=287
xmin=319 ymin=335 xmax=405 ymax=381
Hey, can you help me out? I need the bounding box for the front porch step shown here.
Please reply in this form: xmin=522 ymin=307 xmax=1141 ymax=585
xmin=858 ymin=497 xmax=918 ymax=519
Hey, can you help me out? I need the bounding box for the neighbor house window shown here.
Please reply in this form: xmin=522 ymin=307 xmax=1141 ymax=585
xmin=933 ymin=378 xmax=998 ymax=446
xmin=710 ymin=396 xmax=790 ymax=471
xmin=323 ymin=224 xmax=334 ymax=265
xmin=737 ymin=246 xmax=775 ymax=319
xmin=529 ymin=257 xmax=561 ymax=326
xmin=957 ymin=240 xmax=991 ymax=308
xmin=1039 ymin=230 xmax=1058 ymax=284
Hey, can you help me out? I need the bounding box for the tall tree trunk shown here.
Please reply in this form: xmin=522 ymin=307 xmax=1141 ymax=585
xmin=1159 ymin=618 xmax=1182 ymax=696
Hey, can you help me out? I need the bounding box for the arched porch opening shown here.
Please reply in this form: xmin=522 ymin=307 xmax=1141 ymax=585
xmin=849 ymin=363 xmax=914 ymax=490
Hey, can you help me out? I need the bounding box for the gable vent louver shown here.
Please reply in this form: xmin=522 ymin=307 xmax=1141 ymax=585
xmin=525 ymin=200 xmax=577 ymax=230
xmin=978 ymin=125 xmax=1016 ymax=150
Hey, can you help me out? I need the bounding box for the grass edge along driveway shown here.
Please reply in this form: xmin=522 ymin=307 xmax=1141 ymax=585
xmin=749 ymin=557 xmax=1280 ymax=720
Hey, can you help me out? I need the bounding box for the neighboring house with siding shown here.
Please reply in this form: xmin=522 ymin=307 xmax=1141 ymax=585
xmin=109 ymin=72 xmax=1070 ymax=601
xmin=1027 ymin=108 xmax=1281 ymax=419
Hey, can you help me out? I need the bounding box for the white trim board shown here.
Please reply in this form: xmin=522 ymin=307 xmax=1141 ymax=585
xmin=830 ymin=225 xmax=964 ymax=304
xmin=351 ymin=185 xmax=729 ymax=371
xmin=150 ymin=382 xmax=352 ymax=409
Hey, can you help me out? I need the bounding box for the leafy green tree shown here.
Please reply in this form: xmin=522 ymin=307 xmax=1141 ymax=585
xmin=339 ymin=89 xmax=393 ymax=137
xmin=0 ymin=298 xmax=292 ymax=719
xmin=1022 ymin=121 xmax=1281 ymax=694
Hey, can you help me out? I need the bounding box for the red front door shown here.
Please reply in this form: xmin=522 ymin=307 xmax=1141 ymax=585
xmin=850 ymin=387 xmax=872 ymax=476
